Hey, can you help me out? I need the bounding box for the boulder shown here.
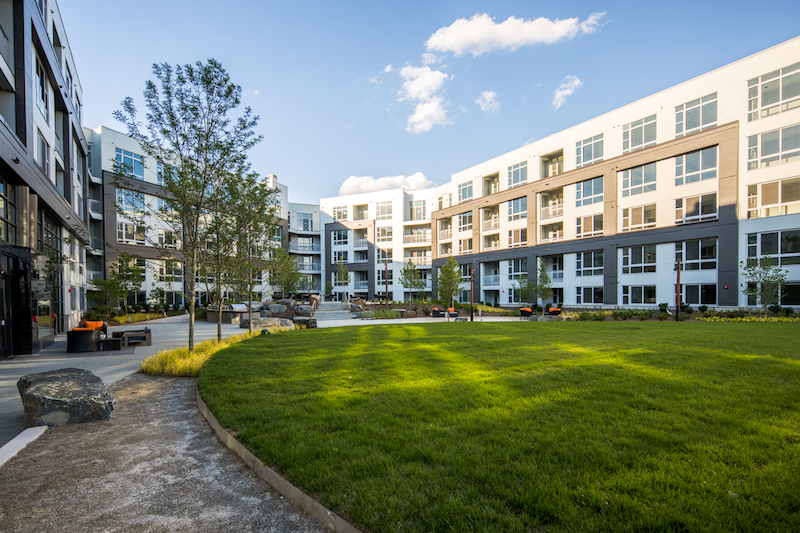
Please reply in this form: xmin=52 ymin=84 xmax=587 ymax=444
xmin=268 ymin=304 xmax=287 ymax=314
xmin=276 ymin=299 xmax=296 ymax=307
xmin=352 ymin=298 xmax=365 ymax=306
xmin=240 ymin=317 xmax=296 ymax=330
xmin=293 ymin=317 xmax=317 ymax=329
xmin=259 ymin=309 xmax=272 ymax=318
xmin=17 ymin=368 xmax=115 ymax=428
xmin=294 ymin=305 xmax=314 ymax=317
xmin=405 ymin=310 xmax=416 ymax=318
xmin=350 ymin=304 xmax=363 ymax=312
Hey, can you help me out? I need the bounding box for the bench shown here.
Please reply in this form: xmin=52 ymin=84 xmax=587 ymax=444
xmin=545 ymin=307 xmax=562 ymax=317
xmin=519 ymin=308 xmax=535 ymax=320
xmin=112 ymin=327 xmax=152 ymax=347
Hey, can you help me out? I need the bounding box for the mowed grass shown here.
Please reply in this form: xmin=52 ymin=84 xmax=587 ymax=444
xmin=198 ymin=322 xmax=800 ymax=533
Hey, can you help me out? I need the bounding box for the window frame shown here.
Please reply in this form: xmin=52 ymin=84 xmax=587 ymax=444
xmin=622 ymin=204 xmax=657 ymax=232
xmin=576 ymin=250 xmax=603 ymax=277
xmin=507 ymin=162 xmax=528 ymax=188
xmin=576 ymin=135 xmax=603 ymax=168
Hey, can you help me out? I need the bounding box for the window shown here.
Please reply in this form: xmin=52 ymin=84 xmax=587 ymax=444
xmin=622 ymin=245 xmax=657 ymax=274
xmin=747 ymin=177 xmax=800 ymax=219
xmin=157 ymin=162 xmax=177 ymax=186
xmin=64 ymin=65 xmax=73 ymax=103
xmin=35 ymin=130 xmax=51 ymax=181
xmin=509 ymin=258 xmax=527 ymax=279
xmin=676 ymin=193 xmax=717 ymax=224
xmin=748 ymin=62 xmax=800 ymax=121
xmin=36 ymin=0 xmax=47 ymax=18
xmin=458 ymin=290 xmax=472 ymax=303
xmin=377 ymin=269 xmax=393 ymax=284
xmin=377 ymin=227 xmax=392 ymax=242
xmin=623 ymin=115 xmax=656 ymax=153
xmin=35 ymin=57 xmax=49 ymax=121
xmin=333 ymin=206 xmax=347 ymax=221
xmin=577 ymin=287 xmax=603 ymax=304
xmin=332 ymin=230 xmax=348 ymax=245
xmin=622 ymin=286 xmax=657 ymax=305
xmin=460 ymin=264 xmax=471 ymax=280
xmin=748 ymin=231 xmax=800 ymax=265
xmin=378 ymin=248 xmax=393 ymax=263
xmin=622 ymin=204 xmax=656 ymax=232
xmin=576 ymin=177 xmax=603 ymax=207
xmin=620 ymin=163 xmax=656 ymax=197
xmin=458 ymin=212 xmax=473 ymax=232
xmin=334 ymin=250 xmax=348 ymax=263
xmin=458 ymin=238 xmax=473 ymax=255
xmin=115 ymin=148 xmax=144 ymax=180
xmin=684 ymin=284 xmax=717 ymax=305
xmin=675 ymin=146 xmax=717 ymax=185
xmin=297 ymin=213 xmax=313 ymax=231
xmin=576 ymin=214 xmax=603 ymax=238
xmin=747 ymin=124 xmax=800 ymax=170
xmin=576 ymin=135 xmax=603 ymax=167
xmin=508 ymin=228 xmax=527 ymax=247
xmin=0 ymin=176 xmax=16 ymax=244
xmin=458 ymin=181 xmax=473 ymax=203
xmin=117 ymin=223 xmax=145 ymax=244
xmin=508 ymin=197 xmax=527 ymax=221
xmin=116 ymin=189 xmax=144 ymax=212
xmin=576 ymin=251 xmax=603 ymax=277
xmin=676 ymin=93 xmax=717 ymax=137
xmin=508 ymin=288 xmax=521 ymax=304
xmin=508 ymin=161 xmax=527 ymax=188
xmin=676 ymin=239 xmax=717 ymax=270
xmin=409 ymin=200 xmax=426 ymax=221
xmin=159 ymin=261 xmax=182 ymax=282
xmin=376 ymin=201 xmax=392 ymax=220
xmin=158 ymin=229 xmax=179 ymax=249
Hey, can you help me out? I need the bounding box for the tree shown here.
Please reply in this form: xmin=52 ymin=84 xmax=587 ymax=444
xmin=114 ymin=59 xmax=262 ymax=352
xmin=149 ymin=287 xmax=167 ymax=312
xmin=741 ymin=256 xmax=787 ymax=312
xmin=88 ymin=276 xmax=125 ymax=318
xmin=436 ymin=256 xmax=461 ymax=305
xmin=535 ymin=260 xmax=553 ymax=305
xmin=512 ymin=260 xmax=553 ymax=307
xmin=335 ymin=262 xmax=351 ymax=297
xmin=116 ymin=251 xmax=145 ymax=315
xmin=325 ymin=281 xmax=334 ymax=298
xmin=399 ymin=260 xmax=425 ymax=300
xmin=513 ymin=276 xmax=537 ymax=306
xmin=270 ymin=247 xmax=302 ymax=300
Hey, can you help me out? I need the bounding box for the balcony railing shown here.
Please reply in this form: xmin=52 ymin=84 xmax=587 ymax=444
xmin=483 ymin=275 xmax=500 ymax=286
xmin=540 ymin=204 xmax=564 ymax=220
xmin=353 ymin=238 xmax=369 ymax=247
xmin=403 ymin=234 xmax=431 ymax=244
xmin=540 ymin=232 xmax=564 ymax=244
xmin=354 ymin=280 xmax=369 ymax=290
xmin=483 ymin=241 xmax=500 ymax=252
xmin=407 ymin=256 xmax=432 ymax=266
xmin=297 ymin=262 xmax=321 ymax=271
xmin=482 ymin=219 xmax=499 ymax=231
xmin=439 ymin=229 xmax=452 ymax=240
xmin=88 ymin=270 xmax=103 ymax=281
xmin=88 ymin=199 xmax=103 ymax=218
xmin=289 ymin=242 xmax=321 ymax=252
xmin=353 ymin=257 xmax=369 ymax=264
xmin=550 ymin=270 xmax=564 ymax=282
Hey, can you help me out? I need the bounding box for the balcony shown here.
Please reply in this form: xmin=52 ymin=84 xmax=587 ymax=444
xmin=354 ymin=280 xmax=369 ymax=290
xmin=297 ymin=285 xmax=322 ymax=293
xmin=297 ymin=262 xmax=321 ymax=272
xmin=88 ymin=199 xmax=103 ymax=220
xmin=483 ymin=240 xmax=500 ymax=252
xmin=550 ymin=270 xmax=564 ymax=282
xmin=353 ymin=238 xmax=369 ymax=247
xmin=87 ymin=270 xmax=103 ymax=282
xmin=403 ymin=234 xmax=431 ymax=245
xmin=87 ymin=236 xmax=104 ymax=255
xmin=540 ymin=204 xmax=564 ymax=220
xmin=354 ymin=257 xmax=369 ymax=264
xmin=289 ymin=242 xmax=321 ymax=252
xmin=482 ymin=219 xmax=499 ymax=231
xmin=483 ymin=275 xmax=500 ymax=286
xmin=439 ymin=229 xmax=452 ymax=240
xmin=540 ymin=231 xmax=564 ymax=244
xmin=407 ymin=256 xmax=432 ymax=266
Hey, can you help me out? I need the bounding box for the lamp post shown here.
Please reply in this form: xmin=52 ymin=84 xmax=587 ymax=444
xmin=470 ymin=266 xmax=474 ymax=322
xmin=675 ymin=257 xmax=681 ymax=322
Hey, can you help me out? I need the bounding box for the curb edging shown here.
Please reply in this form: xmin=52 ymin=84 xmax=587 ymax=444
xmin=196 ymin=388 xmax=363 ymax=533
xmin=0 ymin=426 xmax=47 ymax=468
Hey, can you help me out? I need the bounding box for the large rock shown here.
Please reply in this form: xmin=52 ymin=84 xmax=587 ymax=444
xmin=294 ymin=305 xmax=314 ymax=317
xmin=17 ymin=368 xmax=115 ymax=428
xmin=240 ymin=317 xmax=296 ymax=330
xmin=259 ymin=309 xmax=272 ymax=318
xmin=268 ymin=304 xmax=287 ymax=314
xmin=293 ymin=317 xmax=317 ymax=329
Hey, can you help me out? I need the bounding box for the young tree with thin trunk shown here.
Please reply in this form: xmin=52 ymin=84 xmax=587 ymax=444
xmin=114 ymin=59 xmax=262 ymax=352
xmin=741 ymin=256 xmax=787 ymax=312
xmin=436 ymin=256 xmax=461 ymax=306
xmin=400 ymin=259 xmax=425 ymax=301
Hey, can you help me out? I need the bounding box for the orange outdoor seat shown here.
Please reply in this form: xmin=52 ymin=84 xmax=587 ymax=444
xmin=84 ymin=321 xmax=105 ymax=330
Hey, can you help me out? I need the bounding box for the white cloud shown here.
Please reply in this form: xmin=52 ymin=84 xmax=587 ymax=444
xmin=406 ymin=96 xmax=450 ymax=133
xmin=551 ymin=75 xmax=583 ymax=109
xmin=338 ymin=172 xmax=436 ymax=196
xmin=369 ymin=76 xmax=378 ymax=84
xmin=243 ymin=89 xmax=259 ymax=98
xmin=398 ymin=66 xmax=450 ymax=102
xmin=524 ymin=137 xmax=537 ymax=145
xmin=476 ymin=91 xmax=500 ymax=115
xmin=383 ymin=64 xmax=393 ymax=73
xmin=425 ymin=12 xmax=606 ymax=57
xmin=422 ymin=52 xmax=441 ymax=65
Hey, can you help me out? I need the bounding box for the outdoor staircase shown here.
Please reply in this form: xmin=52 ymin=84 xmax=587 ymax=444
xmin=313 ymin=301 xmax=352 ymax=321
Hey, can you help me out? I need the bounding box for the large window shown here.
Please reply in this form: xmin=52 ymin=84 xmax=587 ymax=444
xmin=115 ymin=148 xmax=144 ymax=180
xmin=0 ymin=176 xmax=16 ymax=244
xmin=157 ymin=162 xmax=177 ymax=186
xmin=748 ymin=62 xmax=800 ymax=121
xmin=577 ymin=287 xmax=603 ymax=304
xmin=620 ymin=163 xmax=656 ymax=197
xmin=676 ymin=93 xmax=717 ymax=137
xmin=622 ymin=286 xmax=656 ymax=305
xmin=378 ymin=248 xmax=393 ymax=263
xmin=35 ymin=57 xmax=49 ymax=121
xmin=747 ymin=177 xmax=800 ymax=219
xmin=35 ymin=130 xmax=50 ymax=181
xmin=576 ymin=251 xmax=603 ymax=277
xmin=622 ymin=245 xmax=656 ymax=274
xmin=576 ymin=134 xmax=603 ymax=167
xmin=334 ymin=250 xmax=348 ymax=263
xmin=748 ymin=230 xmax=800 ymax=265
xmin=507 ymin=162 xmax=527 ymax=188
xmin=376 ymin=201 xmax=392 ymax=220
xmin=623 ymin=115 xmax=656 ymax=153
xmin=508 ymin=228 xmax=527 ymax=247
xmin=508 ymin=258 xmax=527 ymax=280
xmin=576 ymin=176 xmax=603 ymax=207
xmin=676 ymin=193 xmax=717 ymax=224
xmin=747 ymin=124 xmax=800 ymax=170
xmin=508 ymin=197 xmax=527 ymax=221
xmin=622 ymin=204 xmax=656 ymax=232
xmin=458 ymin=181 xmax=473 ymax=203
xmin=332 ymin=230 xmax=348 ymax=245
xmin=458 ymin=211 xmax=473 ymax=232
xmin=377 ymin=226 xmax=392 ymax=242
xmin=458 ymin=238 xmax=473 ymax=255
xmin=676 ymin=239 xmax=717 ymax=270
xmin=117 ymin=223 xmax=145 ymax=244
xmin=684 ymin=284 xmax=717 ymax=305
xmin=333 ymin=206 xmax=347 ymax=221
xmin=576 ymin=214 xmax=603 ymax=238
xmin=409 ymin=200 xmax=426 ymax=221
xmin=675 ymin=146 xmax=717 ymax=185
xmin=158 ymin=229 xmax=179 ymax=249
xmin=297 ymin=213 xmax=313 ymax=231
xmin=116 ymin=188 xmax=144 ymax=212
xmin=159 ymin=261 xmax=182 ymax=282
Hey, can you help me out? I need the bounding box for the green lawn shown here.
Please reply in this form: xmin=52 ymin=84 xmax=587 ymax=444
xmin=198 ymin=322 xmax=800 ymax=533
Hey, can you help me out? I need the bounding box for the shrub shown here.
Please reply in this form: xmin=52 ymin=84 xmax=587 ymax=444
xmin=680 ymin=303 xmax=694 ymax=314
xmin=142 ymin=302 xmax=151 ymax=312
xmin=781 ymin=307 xmax=795 ymax=316
xmin=578 ymin=312 xmax=592 ymax=321
xmin=591 ymin=311 xmax=607 ymax=321
xmin=656 ymin=311 xmax=671 ymax=321
xmin=768 ymin=303 xmax=782 ymax=314
xmin=636 ymin=310 xmax=653 ymax=320
xmin=658 ymin=302 xmax=670 ymax=313
xmin=84 ymin=307 xmax=110 ymax=321
xmin=131 ymin=305 xmax=141 ymax=313
xmin=195 ymin=308 xmax=208 ymax=319
xmin=173 ymin=303 xmax=180 ymax=311
xmin=698 ymin=305 xmax=709 ymax=313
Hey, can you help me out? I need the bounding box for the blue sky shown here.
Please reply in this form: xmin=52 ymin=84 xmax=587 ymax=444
xmin=61 ymin=1 xmax=800 ymax=204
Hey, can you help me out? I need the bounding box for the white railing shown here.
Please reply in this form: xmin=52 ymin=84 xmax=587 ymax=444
xmin=482 ymin=219 xmax=499 ymax=231
xmin=540 ymin=204 xmax=564 ymax=220
xmin=408 ymin=256 xmax=432 ymax=266
xmin=550 ymin=270 xmax=564 ymax=281
xmin=355 ymin=280 xmax=369 ymax=290
xmin=483 ymin=241 xmax=500 ymax=251
xmin=439 ymin=229 xmax=452 ymax=240
xmin=483 ymin=275 xmax=500 ymax=286
xmin=354 ymin=238 xmax=369 ymax=247
xmin=403 ymin=234 xmax=431 ymax=244
xmin=540 ymin=232 xmax=564 ymax=244
xmin=297 ymin=262 xmax=321 ymax=271
xmin=458 ymin=248 xmax=473 ymax=255
xmin=354 ymin=257 xmax=369 ymax=264
xmin=289 ymin=242 xmax=321 ymax=252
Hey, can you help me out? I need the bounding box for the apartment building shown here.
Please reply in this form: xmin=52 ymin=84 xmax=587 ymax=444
xmin=0 ymin=0 xmax=88 ymax=358
xmin=427 ymin=36 xmax=800 ymax=309
xmin=320 ymin=187 xmax=436 ymax=301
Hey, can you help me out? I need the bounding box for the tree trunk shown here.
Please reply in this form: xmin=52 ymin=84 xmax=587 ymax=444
xmin=187 ymin=249 xmax=197 ymax=353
